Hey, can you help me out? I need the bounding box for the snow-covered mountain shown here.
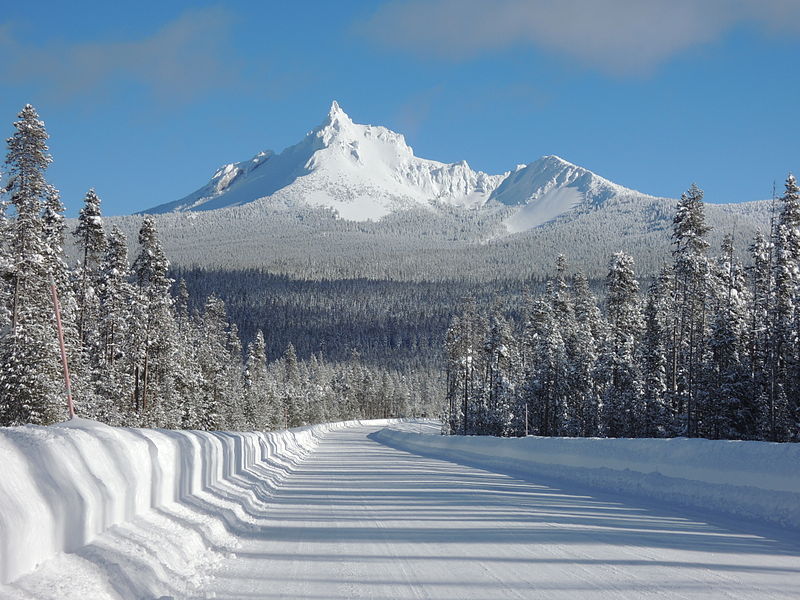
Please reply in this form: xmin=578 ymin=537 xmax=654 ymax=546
xmin=491 ymin=155 xmax=649 ymax=232
xmin=144 ymin=102 xmax=651 ymax=227
xmin=146 ymin=101 xmax=507 ymax=221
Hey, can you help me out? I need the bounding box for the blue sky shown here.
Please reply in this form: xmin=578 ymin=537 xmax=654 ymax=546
xmin=1 ymin=0 xmax=798 ymax=216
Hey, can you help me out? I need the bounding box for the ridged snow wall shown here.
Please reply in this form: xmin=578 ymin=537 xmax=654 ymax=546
xmin=0 ymin=418 xmax=390 ymax=585
xmin=373 ymin=428 xmax=800 ymax=531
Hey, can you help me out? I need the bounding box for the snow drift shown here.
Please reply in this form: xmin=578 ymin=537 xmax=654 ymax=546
xmin=0 ymin=418 xmax=398 ymax=588
xmin=373 ymin=428 xmax=800 ymax=531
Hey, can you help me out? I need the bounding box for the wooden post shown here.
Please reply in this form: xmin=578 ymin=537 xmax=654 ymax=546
xmin=49 ymin=275 xmax=75 ymax=420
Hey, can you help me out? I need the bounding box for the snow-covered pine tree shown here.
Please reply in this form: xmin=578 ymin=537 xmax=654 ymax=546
xmin=670 ymin=183 xmax=712 ymax=437
xmin=640 ymin=267 xmax=672 ymax=436
xmin=92 ymin=226 xmax=137 ymax=423
xmin=224 ymin=322 xmax=247 ymax=430
xmin=73 ymin=189 xmax=106 ymax=346
xmin=244 ymin=330 xmax=275 ymax=429
xmin=570 ymin=272 xmax=602 ymax=436
xmin=41 ymin=186 xmax=93 ymax=417
xmin=0 ymin=105 xmax=64 ymax=425
xmin=769 ymin=174 xmax=800 ymax=440
xmin=131 ymin=216 xmax=178 ymax=424
xmin=281 ymin=342 xmax=304 ymax=428
xmin=444 ymin=299 xmax=483 ymax=435
xmin=4 ymin=105 xmax=52 ymax=332
xmin=747 ymin=230 xmax=773 ymax=439
xmin=524 ymin=292 xmax=568 ymax=437
xmin=482 ymin=311 xmax=516 ymax=436
xmin=548 ymin=257 xmax=581 ymax=436
xmin=195 ymin=294 xmax=230 ymax=430
xmin=600 ymin=252 xmax=644 ymax=438
xmin=0 ymin=186 xmax=10 ymax=330
xmin=703 ymin=234 xmax=751 ymax=439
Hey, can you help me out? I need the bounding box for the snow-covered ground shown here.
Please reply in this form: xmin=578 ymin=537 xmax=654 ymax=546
xmin=1 ymin=420 xmax=799 ymax=599
xmin=375 ymin=425 xmax=800 ymax=530
xmin=0 ymin=418 xmax=400 ymax=597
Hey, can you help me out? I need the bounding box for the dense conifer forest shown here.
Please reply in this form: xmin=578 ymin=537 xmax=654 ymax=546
xmin=0 ymin=106 xmax=435 ymax=429
xmin=444 ymin=182 xmax=800 ymax=441
xmin=1 ymin=105 xmax=797 ymax=442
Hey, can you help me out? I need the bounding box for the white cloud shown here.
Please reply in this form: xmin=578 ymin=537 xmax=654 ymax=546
xmin=359 ymin=0 xmax=800 ymax=75
xmin=0 ymin=8 xmax=238 ymax=103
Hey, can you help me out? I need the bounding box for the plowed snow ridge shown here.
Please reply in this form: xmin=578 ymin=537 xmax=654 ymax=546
xmin=0 ymin=420 xmax=798 ymax=599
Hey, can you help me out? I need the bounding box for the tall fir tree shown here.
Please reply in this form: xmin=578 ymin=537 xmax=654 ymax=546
xmin=640 ymin=268 xmax=672 ymax=436
xmin=600 ymin=252 xmax=643 ymax=437
xmin=704 ymin=234 xmax=751 ymax=439
xmin=132 ymin=216 xmax=177 ymax=423
xmin=73 ymin=188 xmax=106 ymax=345
xmin=769 ymin=174 xmax=800 ymax=440
xmin=670 ymin=183 xmax=711 ymax=436
xmin=0 ymin=105 xmax=64 ymax=425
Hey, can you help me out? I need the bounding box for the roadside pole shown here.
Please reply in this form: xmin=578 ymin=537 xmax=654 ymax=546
xmin=49 ymin=275 xmax=75 ymax=419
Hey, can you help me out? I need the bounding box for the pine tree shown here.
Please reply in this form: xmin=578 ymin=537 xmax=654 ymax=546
xmin=640 ymin=268 xmax=672 ymax=436
xmin=4 ymin=105 xmax=52 ymax=332
xmin=282 ymin=342 xmax=304 ymax=428
xmin=224 ymin=322 xmax=247 ymax=429
xmin=196 ymin=294 xmax=229 ymax=430
xmin=702 ymin=234 xmax=751 ymax=439
xmin=524 ymin=293 xmax=568 ymax=436
xmin=0 ymin=105 xmax=64 ymax=425
xmin=73 ymin=188 xmax=106 ymax=344
xmin=244 ymin=330 xmax=274 ymax=429
xmin=600 ymin=252 xmax=643 ymax=437
xmin=567 ymin=272 xmax=602 ymax=436
xmin=670 ymin=183 xmax=712 ymax=436
xmin=769 ymin=174 xmax=800 ymax=440
xmin=747 ymin=230 xmax=773 ymax=439
xmin=482 ymin=311 xmax=516 ymax=436
xmin=93 ymin=226 xmax=135 ymax=422
xmin=444 ymin=299 xmax=484 ymax=435
xmin=131 ymin=216 xmax=176 ymax=422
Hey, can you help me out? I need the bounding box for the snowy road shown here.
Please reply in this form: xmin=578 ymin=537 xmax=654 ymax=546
xmin=207 ymin=424 xmax=800 ymax=599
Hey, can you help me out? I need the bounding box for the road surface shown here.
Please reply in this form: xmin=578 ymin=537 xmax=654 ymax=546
xmin=206 ymin=424 xmax=800 ymax=599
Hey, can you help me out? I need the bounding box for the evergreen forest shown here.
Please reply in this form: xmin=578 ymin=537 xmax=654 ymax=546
xmin=1 ymin=105 xmax=798 ymax=442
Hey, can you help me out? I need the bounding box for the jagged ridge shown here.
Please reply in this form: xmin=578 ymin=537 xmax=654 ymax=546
xmin=144 ymin=102 xmax=650 ymax=228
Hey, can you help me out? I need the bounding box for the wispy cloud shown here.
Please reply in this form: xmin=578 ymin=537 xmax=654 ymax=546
xmin=0 ymin=7 xmax=239 ymax=104
xmin=394 ymin=86 xmax=444 ymax=138
xmin=358 ymin=0 xmax=800 ymax=76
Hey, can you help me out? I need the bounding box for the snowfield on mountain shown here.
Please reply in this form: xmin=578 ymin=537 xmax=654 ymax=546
xmin=1 ymin=419 xmax=799 ymax=599
xmin=143 ymin=102 xmax=662 ymax=229
xmin=93 ymin=102 xmax=772 ymax=280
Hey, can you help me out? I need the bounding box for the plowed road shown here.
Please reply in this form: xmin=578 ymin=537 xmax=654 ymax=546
xmin=207 ymin=424 xmax=800 ymax=599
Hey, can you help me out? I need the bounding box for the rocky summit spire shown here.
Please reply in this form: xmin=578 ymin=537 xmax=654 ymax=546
xmin=326 ymin=100 xmax=352 ymax=128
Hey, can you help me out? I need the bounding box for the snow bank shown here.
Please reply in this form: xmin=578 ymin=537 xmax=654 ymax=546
xmin=0 ymin=418 xmax=395 ymax=587
xmin=373 ymin=428 xmax=800 ymax=531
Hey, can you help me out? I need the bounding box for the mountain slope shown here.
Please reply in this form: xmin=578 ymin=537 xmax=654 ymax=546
xmin=146 ymin=102 xmax=506 ymax=220
xmin=490 ymin=155 xmax=650 ymax=231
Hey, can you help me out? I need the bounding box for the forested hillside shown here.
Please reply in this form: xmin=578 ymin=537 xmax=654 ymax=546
xmin=2 ymin=104 xmax=795 ymax=444
xmin=102 ymin=192 xmax=771 ymax=282
xmin=443 ymin=183 xmax=800 ymax=441
xmin=0 ymin=106 xmax=435 ymax=429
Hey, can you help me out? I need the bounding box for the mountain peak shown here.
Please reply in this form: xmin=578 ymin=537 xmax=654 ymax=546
xmin=143 ymin=106 xmax=646 ymax=229
xmin=325 ymin=100 xmax=353 ymax=128
xmin=539 ymin=154 xmax=578 ymax=168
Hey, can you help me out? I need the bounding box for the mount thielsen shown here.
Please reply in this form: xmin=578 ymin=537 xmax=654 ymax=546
xmin=122 ymin=101 xmax=769 ymax=279
xmin=145 ymin=101 xmax=649 ymax=229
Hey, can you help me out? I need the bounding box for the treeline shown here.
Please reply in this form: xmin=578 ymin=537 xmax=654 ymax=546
xmin=174 ymin=268 xmax=556 ymax=372
xmin=0 ymin=105 xmax=435 ymax=428
xmin=445 ymin=182 xmax=800 ymax=442
xmin=104 ymin=180 xmax=769 ymax=284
